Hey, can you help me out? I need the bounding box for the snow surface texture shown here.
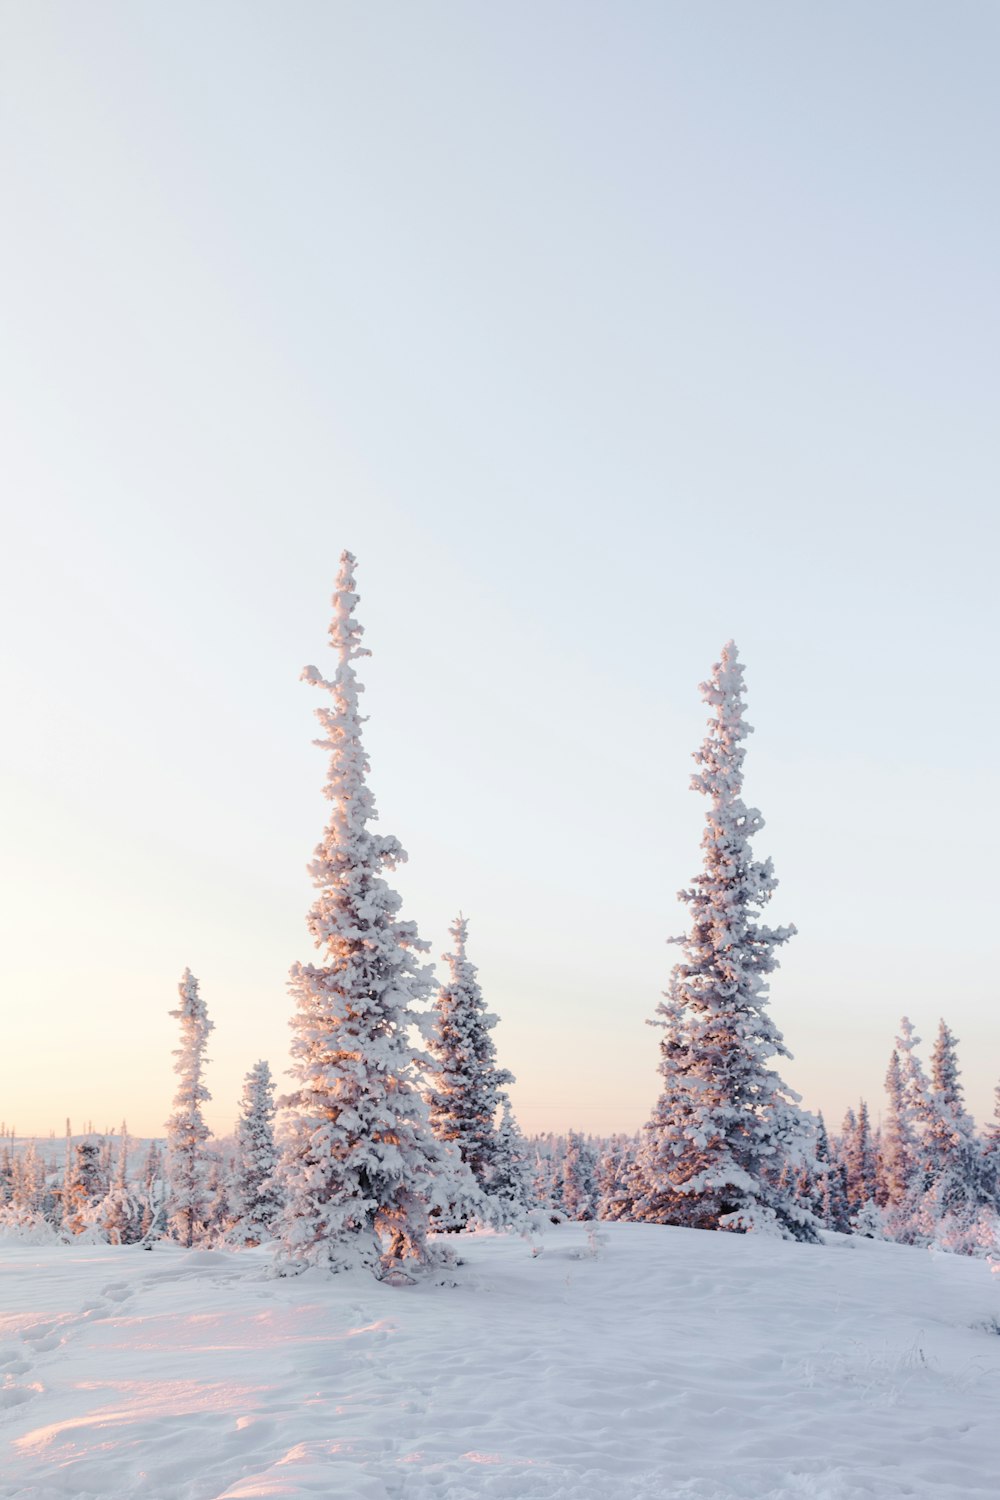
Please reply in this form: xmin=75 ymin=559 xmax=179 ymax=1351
xmin=2 ymin=1224 xmax=999 ymax=1499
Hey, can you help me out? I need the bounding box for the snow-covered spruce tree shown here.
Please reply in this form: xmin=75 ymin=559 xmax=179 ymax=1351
xmin=561 ymin=1131 xmax=599 ymax=1220
xmin=982 ymin=1079 xmax=1000 ymax=1199
xmin=636 ymin=643 xmax=819 ymax=1241
xmin=100 ymin=1125 xmax=143 ymax=1245
xmin=922 ymin=1021 xmax=987 ymax=1221
xmin=531 ymin=1145 xmax=557 ymax=1218
xmin=60 ymin=1120 xmax=74 ymax=1229
xmin=202 ymin=1155 xmax=235 ymax=1242
xmin=278 ymin=551 xmax=463 ymax=1279
xmin=489 ymin=1099 xmax=534 ymax=1221
xmin=597 ymin=1134 xmax=640 ymax=1221
xmin=139 ymin=1140 xmax=165 ymax=1240
xmin=63 ymin=1140 xmax=104 ymax=1235
xmin=166 ymin=968 xmax=214 ymax=1248
xmin=426 ymin=914 xmax=514 ymax=1223
xmin=843 ymin=1100 xmax=878 ymax=1220
xmin=880 ymin=1046 xmax=924 ymax=1239
xmin=233 ymin=1060 xmax=281 ymax=1246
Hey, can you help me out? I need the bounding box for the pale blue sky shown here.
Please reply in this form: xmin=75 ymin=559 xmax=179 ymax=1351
xmin=1 ymin=3 xmax=997 ymax=1138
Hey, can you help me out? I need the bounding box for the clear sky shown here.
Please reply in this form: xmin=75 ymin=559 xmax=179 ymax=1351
xmin=1 ymin=3 xmax=998 ymax=1141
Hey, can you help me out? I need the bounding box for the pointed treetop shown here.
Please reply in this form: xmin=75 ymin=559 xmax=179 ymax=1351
xmin=171 ymin=968 xmax=212 ymax=1027
xmin=691 ymin=640 xmax=759 ymax=806
xmin=449 ymin=912 xmax=469 ymax=958
xmin=698 ymin=641 xmax=750 ymax=723
xmin=329 ymin=550 xmax=371 ymax=665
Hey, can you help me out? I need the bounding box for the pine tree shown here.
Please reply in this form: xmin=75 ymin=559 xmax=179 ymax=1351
xmin=233 ymin=1061 xmax=282 ymax=1246
xmin=166 ymin=968 xmax=214 ymax=1248
xmin=489 ymin=1100 xmax=534 ymax=1222
xmin=100 ymin=1124 xmax=143 ymax=1244
xmin=596 ymin=1134 xmax=640 ymax=1222
xmin=60 ymin=1120 xmax=74 ymax=1229
xmin=426 ymin=914 xmax=514 ymax=1219
xmin=278 ymin=552 xmax=460 ymax=1278
xmin=531 ymin=1146 xmax=557 ymax=1217
xmin=636 ymin=643 xmax=819 ymax=1241
xmin=63 ymin=1140 xmax=104 ymax=1234
xmin=842 ymin=1100 xmax=878 ymax=1218
xmin=923 ymin=1020 xmax=986 ymax=1220
xmin=896 ymin=1017 xmax=932 ymax=1170
xmin=202 ymin=1155 xmax=234 ymax=1242
xmin=881 ymin=1048 xmax=921 ymax=1219
xmin=140 ymin=1140 xmax=165 ymax=1239
xmin=982 ymin=1080 xmax=1000 ymax=1198
xmin=561 ymin=1132 xmax=599 ymax=1220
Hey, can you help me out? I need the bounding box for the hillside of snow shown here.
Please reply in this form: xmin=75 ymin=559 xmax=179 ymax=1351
xmin=2 ymin=1222 xmax=1000 ymax=1499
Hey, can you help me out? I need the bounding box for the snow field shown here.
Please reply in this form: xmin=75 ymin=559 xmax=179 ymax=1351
xmin=2 ymin=1222 xmax=1000 ymax=1499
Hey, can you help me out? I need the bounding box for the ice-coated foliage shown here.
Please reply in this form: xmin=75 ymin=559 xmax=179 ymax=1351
xmin=636 ymin=643 xmax=819 ymax=1242
xmin=278 ymin=552 xmax=461 ymax=1278
xmin=233 ymin=1061 xmax=282 ymax=1245
xmin=426 ymin=914 xmax=514 ymax=1218
xmin=166 ymin=968 xmax=214 ymax=1249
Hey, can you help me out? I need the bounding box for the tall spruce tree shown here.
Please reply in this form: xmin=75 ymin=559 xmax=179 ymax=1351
xmin=561 ymin=1132 xmax=599 ymax=1221
xmin=490 ymin=1100 xmax=534 ymax=1221
xmin=278 ymin=552 xmax=459 ymax=1278
xmin=233 ymin=1060 xmax=281 ymax=1246
xmin=881 ymin=1047 xmax=921 ymax=1220
xmin=636 ymin=642 xmax=819 ymax=1241
xmin=982 ymin=1079 xmax=1000 ymax=1198
xmin=100 ymin=1124 xmax=142 ymax=1245
xmin=843 ymin=1100 xmax=878 ymax=1217
xmin=924 ymin=1020 xmax=986 ymax=1218
xmin=426 ymin=914 xmax=514 ymax=1211
xmin=166 ymin=968 xmax=214 ymax=1248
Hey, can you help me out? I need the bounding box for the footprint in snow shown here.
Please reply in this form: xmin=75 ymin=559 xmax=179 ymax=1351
xmin=26 ymin=1333 xmax=62 ymax=1353
xmin=100 ymin=1282 xmax=132 ymax=1302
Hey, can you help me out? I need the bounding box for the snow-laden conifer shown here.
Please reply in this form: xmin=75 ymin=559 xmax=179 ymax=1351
xmin=490 ymin=1100 xmax=534 ymax=1221
xmin=813 ymin=1114 xmax=849 ymax=1232
xmin=140 ymin=1140 xmax=165 ymax=1240
xmin=922 ymin=1020 xmax=986 ymax=1220
xmin=233 ymin=1061 xmax=281 ymax=1246
xmin=278 ymin=552 xmax=461 ymax=1278
xmin=842 ymin=1100 xmax=878 ymax=1218
xmin=561 ymin=1132 xmax=599 ymax=1220
xmin=636 ymin=643 xmax=819 ymax=1241
xmin=597 ymin=1135 xmax=640 ymax=1221
xmin=202 ymin=1156 xmax=235 ymax=1242
xmin=100 ymin=1124 xmax=143 ymax=1244
xmin=982 ymin=1080 xmax=1000 ymax=1199
xmin=166 ymin=968 xmax=214 ymax=1248
xmin=880 ymin=1046 xmax=923 ymax=1236
xmin=426 ymin=914 xmax=514 ymax=1220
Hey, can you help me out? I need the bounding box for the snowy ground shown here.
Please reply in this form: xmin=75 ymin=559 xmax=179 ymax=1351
xmin=2 ymin=1224 xmax=1000 ymax=1499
